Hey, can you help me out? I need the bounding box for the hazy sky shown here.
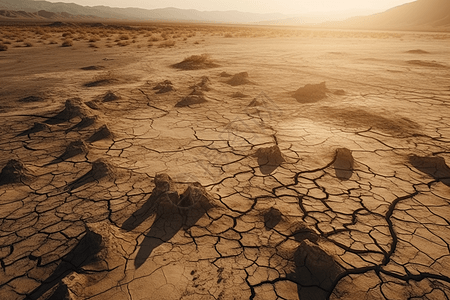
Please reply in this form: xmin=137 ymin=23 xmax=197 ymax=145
xmin=44 ymin=0 xmax=416 ymax=15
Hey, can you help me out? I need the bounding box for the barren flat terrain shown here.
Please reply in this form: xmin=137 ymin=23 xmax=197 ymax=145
xmin=0 ymin=23 xmax=450 ymax=299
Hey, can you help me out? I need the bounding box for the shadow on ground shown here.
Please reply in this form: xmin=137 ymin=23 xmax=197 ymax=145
xmin=121 ymin=174 xmax=212 ymax=269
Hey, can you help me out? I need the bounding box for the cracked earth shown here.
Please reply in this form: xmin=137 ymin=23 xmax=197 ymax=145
xmin=1 ymin=25 xmax=450 ymax=299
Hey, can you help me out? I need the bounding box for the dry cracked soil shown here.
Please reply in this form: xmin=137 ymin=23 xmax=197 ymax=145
xmin=0 ymin=24 xmax=450 ymax=300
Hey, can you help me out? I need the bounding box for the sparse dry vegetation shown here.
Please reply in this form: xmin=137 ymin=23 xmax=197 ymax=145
xmin=0 ymin=22 xmax=447 ymax=55
xmin=117 ymin=40 xmax=130 ymax=47
xmin=61 ymin=39 xmax=73 ymax=47
xmin=158 ymin=40 xmax=176 ymax=48
xmin=85 ymin=71 xmax=119 ymax=87
xmin=172 ymin=54 xmax=220 ymax=70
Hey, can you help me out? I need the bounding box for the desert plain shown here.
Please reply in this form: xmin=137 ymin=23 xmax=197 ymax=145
xmin=0 ymin=22 xmax=450 ymax=300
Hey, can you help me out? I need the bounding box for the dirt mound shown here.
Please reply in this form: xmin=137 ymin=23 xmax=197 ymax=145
xmin=102 ymin=91 xmax=121 ymax=102
xmin=153 ymin=80 xmax=174 ymax=94
xmin=27 ymin=228 xmax=103 ymax=300
xmin=85 ymin=100 xmax=101 ymax=110
xmin=121 ymin=173 xmax=213 ymax=268
xmin=406 ymin=49 xmax=429 ymax=54
xmin=81 ymin=65 xmax=105 ymax=71
xmin=46 ymin=98 xmax=91 ymax=124
xmin=154 ymin=173 xmax=176 ymax=192
xmin=19 ymin=95 xmax=44 ymax=102
xmin=61 ymin=140 xmax=89 ymax=160
xmin=321 ymin=107 xmax=419 ymax=136
xmin=154 ymin=173 xmax=213 ymax=212
xmin=189 ymin=89 xmax=205 ymax=96
xmin=226 ymin=72 xmax=253 ymax=86
xmin=409 ymin=155 xmax=450 ymax=186
xmin=171 ymin=54 xmax=219 ymax=70
xmin=256 ymin=145 xmax=285 ymax=166
xmin=48 ymin=139 xmax=89 ymax=165
xmin=294 ymin=240 xmax=344 ymax=300
xmin=0 ymin=159 xmax=33 ymax=185
xmin=334 ymin=148 xmax=354 ymax=180
xmin=231 ymin=92 xmax=248 ymax=98
xmin=90 ymin=159 xmax=114 ymax=179
xmin=175 ymin=95 xmax=207 ymax=107
xmin=84 ymin=71 xmax=119 ymax=87
xmin=88 ymin=124 xmax=113 ymax=142
xmin=17 ymin=122 xmax=51 ymax=137
xmin=333 ymin=89 xmax=346 ymax=95
xmin=68 ymin=158 xmax=114 ymax=190
xmin=407 ymin=60 xmax=446 ymax=68
xmin=219 ymin=71 xmax=232 ymax=77
xmin=293 ymin=82 xmax=328 ymax=103
xmin=292 ymin=222 xmax=320 ymax=244
xmin=66 ymin=116 xmax=98 ymax=133
xmin=255 ymin=145 xmax=285 ymax=174
xmin=121 ymin=173 xmax=213 ymax=232
xmin=190 ymin=76 xmax=211 ymax=91
xmin=263 ymin=207 xmax=282 ymax=230
xmin=248 ymin=97 xmax=264 ymax=106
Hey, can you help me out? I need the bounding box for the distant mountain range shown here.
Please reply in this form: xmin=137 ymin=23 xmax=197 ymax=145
xmin=0 ymin=0 xmax=449 ymax=31
xmin=0 ymin=0 xmax=293 ymax=23
xmin=320 ymin=0 xmax=450 ymax=31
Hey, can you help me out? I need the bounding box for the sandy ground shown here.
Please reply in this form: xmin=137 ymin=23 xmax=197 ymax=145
xmin=0 ymin=24 xmax=450 ymax=299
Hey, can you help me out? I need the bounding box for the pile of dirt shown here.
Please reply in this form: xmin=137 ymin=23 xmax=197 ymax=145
xmin=333 ymin=89 xmax=346 ymax=95
xmin=27 ymin=228 xmax=103 ymax=300
xmin=293 ymin=82 xmax=328 ymax=103
xmin=171 ymin=54 xmax=219 ymax=70
xmin=175 ymin=95 xmax=207 ymax=107
xmin=226 ymin=72 xmax=253 ymax=86
xmin=102 ymin=91 xmax=121 ymax=102
xmin=85 ymin=100 xmax=101 ymax=110
xmin=294 ymin=240 xmax=344 ymax=300
xmin=90 ymin=159 xmax=114 ymax=179
xmin=153 ymin=80 xmax=174 ymax=94
xmin=292 ymin=222 xmax=320 ymax=244
xmin=68 ymin=158 xmax=114 ymax=190
xmin=19 ymin=95 xmax=44 ymax=102
xmin=248 ymin=97 xmax=264 ymax=106
xmin=321 ymin=107 xmax=419 ymax=136
xmin=81 ymin=65 xmax=105 ymax=71
xmin=0 ymin=159 xmax=33 ymax=185
xmin=231 ymin=92 xmax=248 ymax=98
xmin=190 ymin=76 xmax=211 ymax=92
xmin=88 ymin=124 xmax=112 ymax=142
xmin=66 ymin=116 xmax=98 ymax=133
xmin=409 ymin=155 xmax=450 ymax=186
xmin=17 ymin=122 xmax=51 ymax=137
xmin=219 ymin=71 xmax=232 ymax=77
xmin=154 ymin=173 xmax=213 ymax=212
xmin=60 ymin=140 xmax=89 ymax=160
xmin=263 ymin=207 xmax=282 ymax=230
xmin=333 ymin=148 xmax=354 ymax=180
xmin=407 ymin=60 xmax=446 ymax=68
xmin=406 ymin=49 xmax=429 ymax=54
xmin=84 ymin=72 xmax=119 ymax=87
xmin=255 ymin=145 xmax=285 ymax=166
xmin=46 ymin=98 xmax=91 ymax=124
